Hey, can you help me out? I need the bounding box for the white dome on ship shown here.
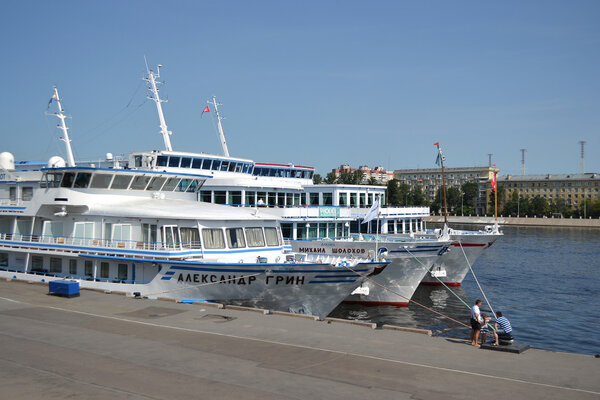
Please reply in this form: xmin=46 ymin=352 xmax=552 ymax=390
xmin=0 ymin=152 xmax=15 ymax=171
xmin=48 ymin=156 xmax=66 ymax=168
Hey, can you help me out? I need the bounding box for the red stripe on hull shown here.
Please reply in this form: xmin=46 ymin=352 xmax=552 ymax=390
xmin=420 ymin=282 xmax=461 ymax=287
xmin=343 ymin=300 xmax=409 ymax=307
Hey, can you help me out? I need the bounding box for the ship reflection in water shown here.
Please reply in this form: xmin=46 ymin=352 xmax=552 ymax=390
xmin=329 ymin=285 xmax=473 ymax=339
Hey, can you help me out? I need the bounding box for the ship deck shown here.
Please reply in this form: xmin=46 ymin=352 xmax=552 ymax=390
xmin=0 ymin=279 xmax=597 ymax=400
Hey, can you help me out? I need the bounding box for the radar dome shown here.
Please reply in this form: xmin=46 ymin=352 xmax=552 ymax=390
xmin=48 ymin=156 xmax=66 ymax=168
xmin=0 ymin=152 xmax=15 ymax=171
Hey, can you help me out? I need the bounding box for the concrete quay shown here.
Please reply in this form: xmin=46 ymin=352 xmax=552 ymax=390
xmin=0 ymin=279 xmax=598 ymax=400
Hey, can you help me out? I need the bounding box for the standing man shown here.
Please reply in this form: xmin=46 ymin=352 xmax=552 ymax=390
xmin=470 ymin=299 xmax=483 ymax=347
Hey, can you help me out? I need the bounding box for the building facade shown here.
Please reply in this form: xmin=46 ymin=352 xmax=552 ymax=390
xmin=393 ymin=166 xmax=499 ymax=215
xmin=332 ymin=165 xmax=394 ymax=185
xmin=500 ymin=173 xmax=600 ymax=209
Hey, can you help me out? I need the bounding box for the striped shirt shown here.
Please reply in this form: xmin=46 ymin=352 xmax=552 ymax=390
xmin=496 ymin=316 xmax=512 ymax=334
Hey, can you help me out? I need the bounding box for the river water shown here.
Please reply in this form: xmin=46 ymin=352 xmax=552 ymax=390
xmin=329 ymin=226 xmax=600 ymax=356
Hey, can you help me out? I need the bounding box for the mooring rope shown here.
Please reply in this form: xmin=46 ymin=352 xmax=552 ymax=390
xmin=342 ymin=265 xmax=470 ymax=329
xmin=457 ymin=241 xmax=497 ymax=332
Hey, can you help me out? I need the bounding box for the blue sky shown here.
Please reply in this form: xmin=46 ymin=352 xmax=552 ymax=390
xmin=1 ymin=1 xmax=598 ymax=177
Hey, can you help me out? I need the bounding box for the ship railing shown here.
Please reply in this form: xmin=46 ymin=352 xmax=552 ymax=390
xmin=0 ymin=233 xmax=203 ymax=253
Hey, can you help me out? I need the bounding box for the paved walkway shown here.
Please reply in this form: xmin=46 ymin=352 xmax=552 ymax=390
xmin=0 ymin=280 xmax=598 ymax=399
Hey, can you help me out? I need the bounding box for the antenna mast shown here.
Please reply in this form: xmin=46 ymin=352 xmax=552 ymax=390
xmin=210 ymin=96 xmax=230 ymax=157
xmin=49 ymin=87 xmax=76 ymax=167
xmin=579 ymin=141 xmax=585 ymax=173
xmin=144 ymin=63 xmax=173 ymax=151
xmin=520 ymin=148 xmax=526 ymax=175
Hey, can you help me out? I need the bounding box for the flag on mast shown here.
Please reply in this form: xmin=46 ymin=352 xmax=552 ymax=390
xmin=201 ymin=105 xmax=210 ymax=118
xmin=47 ymin=91 xmax=58 ymax=109
xmin=362 ymin=200 xmax=380 ymax=224
xmin=491 ymin=171 xmax=497 ymax=192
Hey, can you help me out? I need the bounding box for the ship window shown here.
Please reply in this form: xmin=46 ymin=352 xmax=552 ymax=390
xmin=180 ymin=227 xmax=200 ymax=248
xmin=100 ymin=262 xmax=109 ymax=278
xmin=245 ymin=191 xmax=255 ymax=206
xmin=90 ymin=173 xmax=113 ymax=189
xmin=220 ymin=161 xmax=229 ymax=171
xmin=111 ymin=175 xmax=133 ymax=189
xmin=156 ymin=155 xmax=168 ymax=167
xmin=61 ymin=172 xmax=76 ymax=188
xmin=22 ymin=187 xmax=33 ymax=201
xmin=168 ymin=157 xmax=181 ymax=167
xmin=309 ymin=193 xmax=319 ymax=205
xmin=186 ymin=180 xmax=201 ymax=192
xmin=226 ymin=228 xmax=246 ymax=248
xmin=199 ymin=190 xmax=212 ymax=202
xmin=130 ymin=175 xmax=151 ymax=190
xmin=175 ymin=179 xmax=191 ymax=192
xmin=134 ymin=155 xmax=143 ymax=168
xmin=202 ymin=159 xmax=212 ymax=169
xmin=214 ymin=191 xmax=226 ymax=204
xmin=192 ymin=158 xmax=203 ymax=169
xmin=245 ymin=228 xmax=265 ymax=247
xmin=42 ymin=172 xmax=63 ymax=188
xmin=161 ymin=178 xmax=180 ymax=191
xmin=73 ymin=173 xmax=92 ymax=188
xmin=112 ymin=224 xmax=131 ymax=242
xmin=211 ymin=160 xmax=221 ymax=171
xmin=69 ymin=259 xmax=77 ymax=275
xmin=42 ymin=221 xmax=63 ymax=239
xmin=50 ymin=257 xmax=62 ymax=273
xmin=323 ymin=193 xmax=333 ymax=206
xmin=228 ymin=162 xmax=236 ymax=172
xmin=0 ymin=252 xmax=8 ymax=266
xmin=180 ymin=157 xmax=192 ymax=168
xmin=202 ymin=228 xmax=225 ymax=249
xmin=228 ymin=191 xmax=242 ymax=205
xmin=235 ymin=163 xmax=243 ymax=172
xmin=264 ymin=227 xmax=280 ymax=246
xmin=147 ymin=177 xmax=166 ymax=191
xmin=31 ymin=256 xmax=44 ymax=271
xmin=118 ymin=264 xmax=128 ymax=281
xmin=84 ymin=260 xmax=93 ymax=277
xmin=9 ymin=187 xmax=16 ymax=201
xmin=280 ymin=223 xmax=292 ymax=240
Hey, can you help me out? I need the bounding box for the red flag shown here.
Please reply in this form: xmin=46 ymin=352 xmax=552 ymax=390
xmin=491 ymin=172 xmax=497 ymax=192
xmin=201 ymin=105 xmax=210 ymax=118
xmin=433 ymin=142 xmax=439 ymax=146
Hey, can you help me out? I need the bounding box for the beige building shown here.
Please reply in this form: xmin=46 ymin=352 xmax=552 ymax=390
xmin=393 ymin=166 xmax=499 ymax=215
xmin=500 ymin=173 xmax=600 ymax=208
xmin=332 ymin=165 xmax=394 ymax=185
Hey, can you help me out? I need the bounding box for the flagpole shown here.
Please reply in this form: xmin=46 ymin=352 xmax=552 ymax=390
xmin=435 ymin=143 xmax=448 ymax=224
xmin=494 ymin=171 xmax=498 ymax=221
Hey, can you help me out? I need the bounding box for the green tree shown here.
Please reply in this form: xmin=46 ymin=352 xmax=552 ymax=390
xmin=312 ymin=174 xmax=322 ymax=184
xmin=398 ymin=183 xmax=411 ymax=206
xmin=386 ymin=179 xmax=402 ymax=206
xmin=447 ymin=187 xmax=461 ymax=211
xmin=324 ymin=172 xmax=337 ymax=184
xmin=367 ymin=177 xmax=378 ymax=186
xmin=410 ymin=186 xmax=428 ymax=206
xmin=531 ymin=196 xmax=550 ymax=217
xmin=461 ymin=181 xmax=479 ymax=208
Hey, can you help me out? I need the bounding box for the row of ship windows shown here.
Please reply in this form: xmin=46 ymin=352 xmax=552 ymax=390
xmin=153 ymin=155 xmax=313 ymax=179
xmin=40 ymin=172 xmax=203 ymax=193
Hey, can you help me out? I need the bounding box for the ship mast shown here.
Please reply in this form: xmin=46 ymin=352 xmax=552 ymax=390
xmin=435 ymin=143 xmax=448 ymax=224
xmin=49 ymin=87 xmax=76 ymax=167
xmin=210 ymin=95 xmax=230 ymax=157
xmin=144 ymin=63 xmax=173 ymax=151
